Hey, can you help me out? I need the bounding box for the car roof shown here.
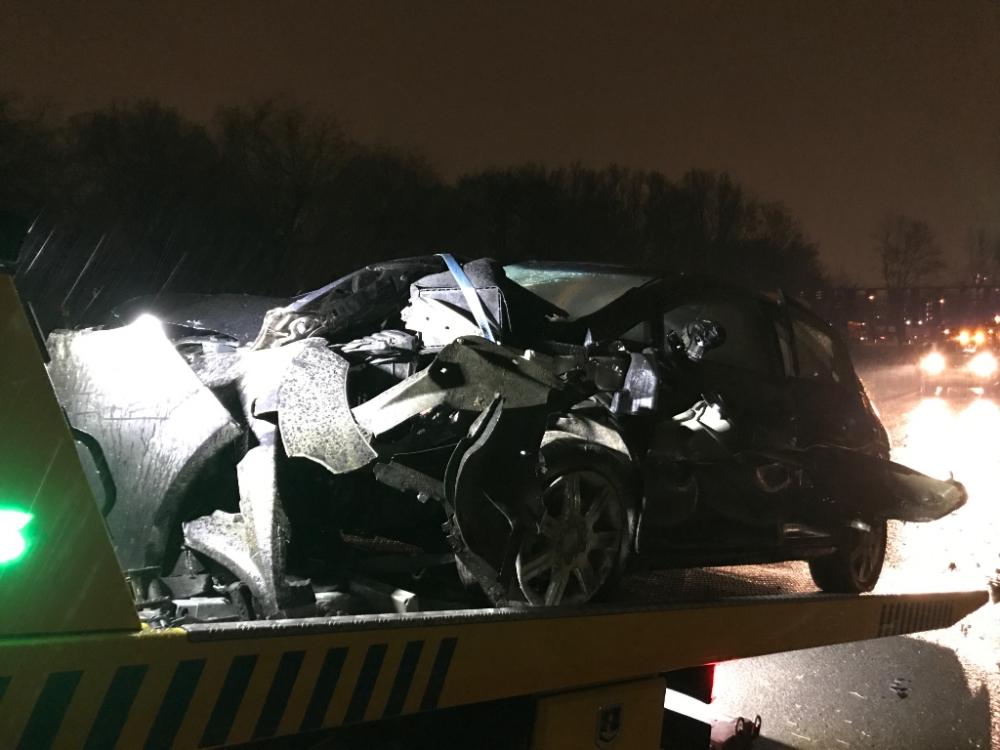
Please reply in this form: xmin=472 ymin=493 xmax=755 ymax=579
xmin=505 ymin=261 xmax=784 ymax=332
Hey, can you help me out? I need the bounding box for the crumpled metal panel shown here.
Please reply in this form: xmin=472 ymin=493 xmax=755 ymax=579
xmin=804 ymin=445 xmax=968 ymax=523
xmin=279 ymin=340 xmax=377 ymax=474
xmin=188 ymin=349 xmax=243 ymax=390
xmin=233 ymin=341 xmax=311 ymax=445
xmin=352 ymin=336 xmax=566 ymax=438
xmin=183 ymin=445 xmax=314 ymax=618
xmin=46 ymin=318 xmax=243 ymax=572
xmin=610 ymin=352 xmax=659 ymax=413
xmin=445 ymin=397 xmax=533 ymax=603
xmin=113 ymin=293 xmax=290 ymax=344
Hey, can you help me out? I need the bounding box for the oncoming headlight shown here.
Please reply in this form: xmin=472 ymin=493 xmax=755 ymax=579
xmin=969 ymin=352 xmax=998 ymax=378
xmin=921 ymin=352 xmax=946 ymax=375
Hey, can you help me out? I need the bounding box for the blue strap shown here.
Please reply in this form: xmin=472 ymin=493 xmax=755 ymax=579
xmin=436 ymin=254 xmax=497 ymax=343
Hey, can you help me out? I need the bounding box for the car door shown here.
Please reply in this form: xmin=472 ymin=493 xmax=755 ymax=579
xmin=637 ymin=290 xmax=797 ymax=551
xmin=658 ymin=291 xmax=797 ymax=448
xmin=780 ymin=296 xmax=888 ymax=455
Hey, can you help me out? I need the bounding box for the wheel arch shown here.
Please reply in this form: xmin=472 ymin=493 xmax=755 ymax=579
xmin=542 ymin=414 xmax=634 ymax=464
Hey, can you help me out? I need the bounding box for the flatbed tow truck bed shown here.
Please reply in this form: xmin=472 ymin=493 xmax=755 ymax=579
xmin=0 ymin=567 xmax=983 ymax=750
xmin=0 ymin=274 xmax=987 ymax=750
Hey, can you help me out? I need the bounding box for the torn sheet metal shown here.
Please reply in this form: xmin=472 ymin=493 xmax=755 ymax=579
xmin=445 ymin=397 xmax=540 ymax=601
xmin=252 ymin=256 xmax=448 ymax=349
xmin=352 ymin=336 xmax=569 ymax=438
xmin=183 ymin=445 xmax=314 ymax=618
xmin=278 ymin=340 xmax=377 ymax=474
xmin=610 ymin=351 xmax=660 ymax=413
xmin=46 ymin=317 xmax=242 ymax=572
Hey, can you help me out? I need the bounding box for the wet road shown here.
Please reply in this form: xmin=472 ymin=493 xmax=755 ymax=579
xmin=710 ymin=367 xmax=1000 ymax=750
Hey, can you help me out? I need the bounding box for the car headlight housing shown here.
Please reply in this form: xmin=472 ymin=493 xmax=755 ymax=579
xmin=969 ymin=352 xmax=998 ymax=378
xmin=921 ymin=352 xmax=946 ymax=375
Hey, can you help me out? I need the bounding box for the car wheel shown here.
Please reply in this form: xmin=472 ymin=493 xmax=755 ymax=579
xmin=808 ymin=520 xmax=887 ymax=594
xmin=516 ymin=442 xmax=635 ymax=606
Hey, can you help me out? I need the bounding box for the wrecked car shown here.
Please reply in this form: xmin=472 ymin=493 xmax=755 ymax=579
xmin=45 ymin=255 xmax=967 ymax=622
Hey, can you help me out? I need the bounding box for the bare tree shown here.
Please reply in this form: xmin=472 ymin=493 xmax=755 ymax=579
xmin=0 ymin=94 xmax=58 ymax=216
xmin=873 ymin=214 xmax=945 ymax=342
xmin=965 ymin=226 xmax=1000 ymax=286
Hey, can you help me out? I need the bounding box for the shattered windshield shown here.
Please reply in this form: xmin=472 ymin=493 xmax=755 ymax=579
xmin=505 ymin=263 xmax=654 ymax=321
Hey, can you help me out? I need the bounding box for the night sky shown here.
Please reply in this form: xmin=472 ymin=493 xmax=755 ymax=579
xmin=3 ymin=1 xmax=999 ymax=282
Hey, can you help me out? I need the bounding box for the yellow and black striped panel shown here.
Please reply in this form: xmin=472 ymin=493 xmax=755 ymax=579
xmin=0 ymin=589 xmax=985 ymax=750
xmin=877 ymin=599 xmax=954 ymax=637
xmin=0 ymin=629 xmax=460 ymax=750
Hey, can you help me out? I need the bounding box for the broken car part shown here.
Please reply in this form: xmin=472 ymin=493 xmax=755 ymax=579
xmin=47 ymin=317 xmax=243 ymax=574
xmin=183 ymin=445 xmax=315 ymax=619
xmin=278 ymin=340 xmax=378 ymax=474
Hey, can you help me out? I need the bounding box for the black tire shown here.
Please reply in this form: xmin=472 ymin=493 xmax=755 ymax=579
xmin=515 ymin=441 xmax=636 ymax=606
xmin=809 ymin=520 xmax=887 ymax=594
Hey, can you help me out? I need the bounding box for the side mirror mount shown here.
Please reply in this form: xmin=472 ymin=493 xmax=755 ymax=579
xmin=0 ymin=212 xmax=30 ymax=273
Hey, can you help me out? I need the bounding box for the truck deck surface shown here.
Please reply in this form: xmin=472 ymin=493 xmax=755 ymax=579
xmin=181 ymin=562 xmax=967 ymax=642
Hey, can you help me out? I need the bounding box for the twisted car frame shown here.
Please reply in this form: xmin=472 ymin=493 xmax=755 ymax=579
xmin=46 ymin=256 xmax=966 ymax=622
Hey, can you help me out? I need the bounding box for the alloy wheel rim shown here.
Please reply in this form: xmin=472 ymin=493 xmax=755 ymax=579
xmin=516 ymin=470 xmax=623 ymax=606
xmin=850 ymin=526 xmax=883 ymax=584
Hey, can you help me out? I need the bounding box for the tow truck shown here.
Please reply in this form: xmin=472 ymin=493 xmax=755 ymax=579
xmin=0 ymin=250 xmax=987 ymax=749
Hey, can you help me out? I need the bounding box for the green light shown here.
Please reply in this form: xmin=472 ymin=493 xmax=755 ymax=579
xmin=0 ymin=509 xmax=32 ymax=564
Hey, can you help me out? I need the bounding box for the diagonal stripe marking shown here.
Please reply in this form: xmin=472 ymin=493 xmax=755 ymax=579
xmin=383 ymin=641 xmax=424 ymax=718
xmin=300 ymin=647 xmax=348 ymax=732
xmin=17 ymin=670 xmax=83 ymax=750
xmin=252 ymin=650 xmax=305 ymax=740
xmin=144 ymin=659 xmax=206 ymax=750
xmin=199 ymin=655 xmax=258 ymax=748
xmin=83 ymin=664 xmax=148 ymax=750
xmin=420 ymin=637 xmax=458 ymax=712
xmin=343 ymin=644 xmax=388 ymax=724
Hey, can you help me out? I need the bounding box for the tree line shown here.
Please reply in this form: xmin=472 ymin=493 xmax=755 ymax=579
xmin=0 ymin=96 xmax=826 ymax=329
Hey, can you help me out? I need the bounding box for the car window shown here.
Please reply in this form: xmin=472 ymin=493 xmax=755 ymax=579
xmin=621 ymin=320 xmax=652 ymax=345
xmin=504 ymin=264 xmax=654 ymax=320
xmin=663 ymin=295 xmax=772 ymax=374
xmin=789 ymin=311 xmax=853 ymax=384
